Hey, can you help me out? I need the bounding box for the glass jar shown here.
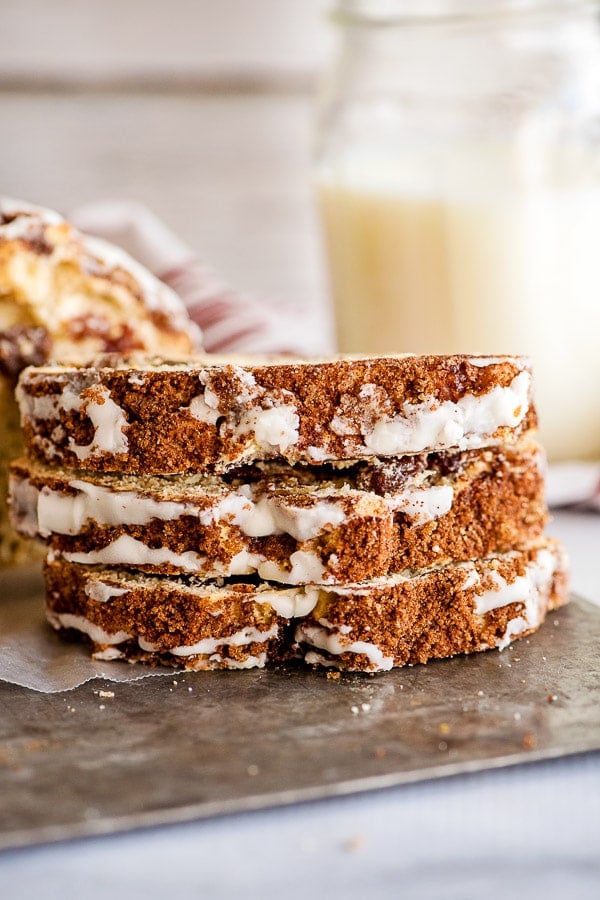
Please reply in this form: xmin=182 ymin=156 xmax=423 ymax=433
xmin=315 ymin=0 xmax=600 ymax=460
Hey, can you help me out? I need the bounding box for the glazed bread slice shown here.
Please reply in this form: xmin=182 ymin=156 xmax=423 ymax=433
xmin=17 ymin=354 xmax=536 ymax=474
xmin=12 ymin=441 xmax=547 ymax=583
xmin=44 ymin=539 xmax=567 ymax=672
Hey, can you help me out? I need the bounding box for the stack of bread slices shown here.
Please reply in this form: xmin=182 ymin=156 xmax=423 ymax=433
xmin=9 ymin=353 xmax=568 ymax=672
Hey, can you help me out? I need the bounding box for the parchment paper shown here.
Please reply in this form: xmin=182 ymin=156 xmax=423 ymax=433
xmin=0 ymin=566 xmax=182 ymax=692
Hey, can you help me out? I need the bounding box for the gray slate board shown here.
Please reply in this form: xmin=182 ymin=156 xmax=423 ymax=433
xmin=0 ymin=596 xmax=599 ymax=851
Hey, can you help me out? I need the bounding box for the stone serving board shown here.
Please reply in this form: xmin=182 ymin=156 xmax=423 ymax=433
xmin=0 ymin=592 xmax=598 ymax=851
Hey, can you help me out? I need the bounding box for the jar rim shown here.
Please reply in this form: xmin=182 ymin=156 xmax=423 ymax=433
xmin=332 ymin=0 xmax=598 ymax=27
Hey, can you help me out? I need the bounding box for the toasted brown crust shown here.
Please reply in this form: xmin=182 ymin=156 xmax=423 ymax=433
xmin=44 ymin=540 xmax=568 ymax=672
xmin=12 ymin=442 xmax=547 ymax=582
xmin=18 ymin=355 xmax=536 ymax=473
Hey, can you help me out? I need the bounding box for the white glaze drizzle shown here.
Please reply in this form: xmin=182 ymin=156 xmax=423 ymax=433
xmin=36 ymin=481 xmax=193 ymax=536
xmin=389 ymin=483 xmax=454 ymax=524
xmin=295 ymin=622 xmax=394 ymax=671
xmin=16 ymin=474 xmax=350 ymax=547
xmin=63 ymin=535 xmax=206 ymax=571
xmin=331 ymin=371 xmax=530 ymax=457
xmin=47 ymin=611 xmax=131 ymax=645
xmin=68 ymin=387 xmax=129 ymax=460
xmin=471 ymin=548 xmax=557 ymax=616
xmin=257 ymin=586 xmax=321 ymax=618
xmin=84 ymin=582 xmax=130 ymax=603
xmin=138 ymin=623 xmax=279 ymax=657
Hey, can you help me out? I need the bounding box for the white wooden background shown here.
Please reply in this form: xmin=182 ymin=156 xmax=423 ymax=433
xmin=0 ymin=0 xmax=332 ymax=85
xmin=0 ymin=1 xmax=336 ymax=344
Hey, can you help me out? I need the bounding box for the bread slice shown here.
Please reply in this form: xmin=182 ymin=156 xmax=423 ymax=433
xmin=44 ymin=540 xmax=567 ymax=672
xmin=17 ymin=354 xmax=536 ymax=473
xmin=12 ymin=441 xmax=547 ymax=583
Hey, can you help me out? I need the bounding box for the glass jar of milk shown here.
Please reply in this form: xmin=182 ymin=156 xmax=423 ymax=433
xmin=316 ymin=0 xmax=600 ymax=460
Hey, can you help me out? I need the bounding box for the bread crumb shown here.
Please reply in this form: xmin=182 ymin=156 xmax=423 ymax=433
xmin=342 ymin=835 xmax=367 ymax=852
xmin=98 ymin=690 xmax=114 ymax=699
